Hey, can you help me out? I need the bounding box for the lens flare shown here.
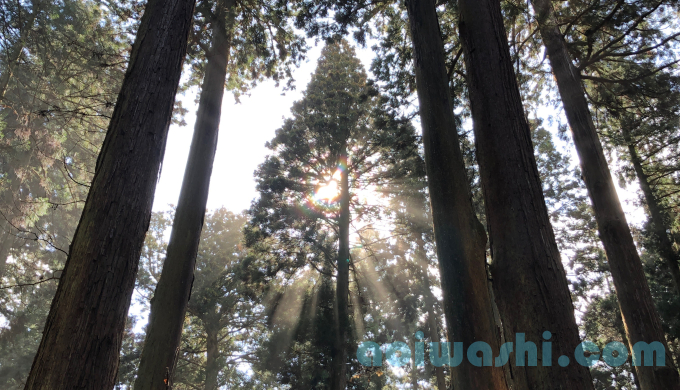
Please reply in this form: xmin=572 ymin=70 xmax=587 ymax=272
xmin=302 ymin=162 xmax=348 ymax=216
xmin=315 ymin=179 xmax=339 ymax=201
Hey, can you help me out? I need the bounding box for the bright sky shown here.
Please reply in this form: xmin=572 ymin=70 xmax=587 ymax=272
xmin=151 ymin=38 xmax=646 ymax=227
xmin=152 ymin=43 xmax=376 ymax=214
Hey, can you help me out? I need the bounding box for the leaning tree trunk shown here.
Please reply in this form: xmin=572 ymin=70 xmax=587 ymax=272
xmin=456 ymin=0 xmax=595 ymax=388
xmin=23 ymin=0 xmax=196 ymax=389
xmin=133 ymin=2 xmax=234 ymax=390
xmin=624 ymin=129 xmax=680 ymax=297
xmin=404 ymin=0 xmax=509 ymax=389
xmin=530 ymin=0 xmax=680 ymax=387
xmin=614 ymin=306 xmax=641 ymax=390
xmin=331 ymin=151 xmax=350 ymax=390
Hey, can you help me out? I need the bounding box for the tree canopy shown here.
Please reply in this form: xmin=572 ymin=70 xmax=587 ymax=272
xmin=1 ymin=0 xmax=680 ymax=389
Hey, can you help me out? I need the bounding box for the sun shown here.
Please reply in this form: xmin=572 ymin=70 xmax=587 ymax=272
xmin=315 ymin=179 xmax=340 ymax=202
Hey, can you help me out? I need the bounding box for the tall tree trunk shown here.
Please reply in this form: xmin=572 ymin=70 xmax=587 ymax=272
xmin=331 ymin=152 xmax=350 ymax=390
xmin=23 ymin=0 xmax=196 ymax=388
xmin=133 ymin=3 xmax=233 ymax=389
xmin=624 ymin=129 xmax=680 ymax=297
xmin=456 ymin=0 xmax=594 ymax=388
xmin=204 ymin=325 xmax=220 ymax=390
xmin=404 ymin=1 xmax=508 ymax=389
xmin=530 ymin=0 xmax=680 ymax=387
xmin=416 ymin=238 xmax=447 ymax=390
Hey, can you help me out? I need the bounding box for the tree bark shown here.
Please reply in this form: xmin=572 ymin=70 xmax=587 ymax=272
xmin=529 ymin=0 xmax=680 ymax=387
xmin=615 ymin=304 xmax=641 ymax=390
xmin=404 ymin=1 xmax=509 ymax=389
xmin=456 ymin=0 xmax=594 ymax=388
xmin=624 ymin=129 xmax=680 ymax=297
xmin=331 ymin=151 xmax=350 ymax=390
xmin=133 ymin=2 xmax=233 ymax=389
xmin=23 ymin=0 xmax=196 ymax=389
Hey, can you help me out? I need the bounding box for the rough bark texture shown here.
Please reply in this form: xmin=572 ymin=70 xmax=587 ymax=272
xmin=625 ymin=130 xmax=680 ymax=297
xmin=331 ymin=153 xmax=350 ymax=390
xmin=615 ymin=309 xmax=641 ymax=390
xmin=132 ymin=3 xmax=233 ymax=389
xmin=22 ymin=0 xmax=196 ymax=388
xmin=405 ymin=0 xmax=509 ymax=389
xmin=530 ymin=0 xmax=680 ymax=387
xmin=456 ymin=0 xmax=595 ymax=388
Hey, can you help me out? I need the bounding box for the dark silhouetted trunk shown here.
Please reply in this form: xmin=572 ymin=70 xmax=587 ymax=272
xmin=457 ymin=0 xmax=594 ymax=388
xmin=133 ymin=2 xmax=233 ymax=389
xmin=204 ymin=326 xmax=220 ymax=390
xmin=22 ymin=0 xmax=196 ymax=388
xmin=404 ymin=0 xmax=508 ymax=388
xmin=530 ymin=0 xmax=680 ymax=387
xmin=331 ymin=151 xmax=350 ymax=390
xmin=624 ymin=129 xmax=680 ymax=297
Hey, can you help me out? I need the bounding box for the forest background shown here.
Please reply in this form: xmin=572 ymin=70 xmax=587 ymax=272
xmin=1 ymin=0 xmax=678 ymax=389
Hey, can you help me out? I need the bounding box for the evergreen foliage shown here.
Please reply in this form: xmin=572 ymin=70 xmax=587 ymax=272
xmin=1 ymin=0 xmax=680 ymax=389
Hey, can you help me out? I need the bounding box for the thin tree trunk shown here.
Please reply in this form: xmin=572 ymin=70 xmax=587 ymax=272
xmin=0 ymin=0 xmax=38 ymax=102
xmin=133 ymin=2 xmax=233 ymax=389
xmin=204 ymin=326 xmax=220 ymax=390
xmin=530 ymin=0 xmax=680 ymax=387
xmin=624 ymin=129 xmax=680 ymax=296
xmin=0 ymin=44 xmax=24 ymax=102
xmin=416 ymin=238 xmax=447 ymax=390
xmin=0 ymin=225 xmax=17 ymax=278
xmin=23 ymin=0 xmax=196 ymax=388
xmin=411 ymin=339 xmax=418 ymax=390
xmin=456 ymin=0 xmax=594 ymax=388
xmin=427 ymin=312 xmax=447 ymax=390
xmin=331 ymin=151 xmax=350 ymax=390
xmin=404 ymin=1 xmax=508 ymax=389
